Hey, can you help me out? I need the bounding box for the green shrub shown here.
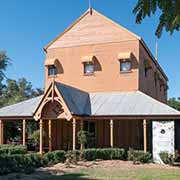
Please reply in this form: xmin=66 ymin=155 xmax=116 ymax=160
xmin=42 ymin=150 xmax=66 ymax=166
xmin=0 ymin=144 xmax=27 ymax=155
xmin=128 ymin=148 xmax=152 ymax=164
xmin=159 ymin=151 xmax=179 ymax=165
xmin=0 ymin=153 xmax=41 ymax=175
xmin=65 ymin=150 xmax=80 ymax=166
xmin=82 ymin=148 xmax=127 ymax=161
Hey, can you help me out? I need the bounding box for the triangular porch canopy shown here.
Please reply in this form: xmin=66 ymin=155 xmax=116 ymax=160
xmin=0 ymin=82 xmax=180 ymax=120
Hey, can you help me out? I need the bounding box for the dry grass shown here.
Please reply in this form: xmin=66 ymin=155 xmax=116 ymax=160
xmin=1 ymin=160 xmax=180 ymax=180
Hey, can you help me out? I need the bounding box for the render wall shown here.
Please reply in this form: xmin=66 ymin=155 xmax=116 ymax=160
xmin=45 ymin=40 xmax=139 ymax=93
xmin=138 ymin=42 xmax=168 ymax=103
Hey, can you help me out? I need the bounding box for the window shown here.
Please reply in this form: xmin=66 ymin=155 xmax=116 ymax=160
xmin=48 ymin=65 xmax=57 ymax=76
xmin=144 ymin=68 xmax=148 ymax=77
xmin=120 ymin=60 xmax=131 ymax=72
xmin=84 ymin=62 xmax=94 ymax=75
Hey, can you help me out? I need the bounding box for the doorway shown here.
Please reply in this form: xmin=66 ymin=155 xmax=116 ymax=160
xmin=84 ymin=120 xmax=96 ymax=148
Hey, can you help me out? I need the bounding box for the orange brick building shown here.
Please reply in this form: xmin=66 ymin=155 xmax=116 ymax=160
xmin=0 ymin=8 xmax=179 ymax=157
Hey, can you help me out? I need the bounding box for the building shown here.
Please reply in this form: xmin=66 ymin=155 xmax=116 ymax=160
xmin=0 ymin=8 xmax=179 ymax=161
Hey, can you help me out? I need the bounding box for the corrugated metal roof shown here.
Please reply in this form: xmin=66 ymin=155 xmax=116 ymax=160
xmin=0 ymin=82 xmax=179 ymax=118
xmin=89 ymin=91 xmax=180 ymax=116
xmin=0 ymin=96 xmax=43 ymax=117
xmin=56 ymin=83 xmax=90 ymax=115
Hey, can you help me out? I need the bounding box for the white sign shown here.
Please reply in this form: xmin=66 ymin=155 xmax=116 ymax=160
xmin=152 ymin=121 xmax=174 ymax=164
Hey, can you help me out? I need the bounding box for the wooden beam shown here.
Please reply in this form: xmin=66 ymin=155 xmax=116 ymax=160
xmin=110 ymin=119 xmax=114 ymax=148
xmin=143 ymin=119 xmax=147 ymax=153
xmin=22 ymin=119 xmax=26 ymax=146
xmin=80 ymin=119 xmax=83 ymax=150
xmin=0 ymin=120 xmax=4 ymax=145
xmin=39 ymin=119 xmax=43 ymax=155
xmin=72 ymin=118 xmax=76 ymax=150
xmin=48 ymin=120 xmax=52 ymax=152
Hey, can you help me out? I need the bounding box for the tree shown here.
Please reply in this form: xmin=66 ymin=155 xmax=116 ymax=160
xmin=1 ymin=78 xmax=43 ymax=143
xmin=0 ymin=78 xmax=43 ymax=107
xmin=133 ymin=0 xmax=180 ymax=38
xmin=0 ymin=51 xmax=9 ymax=107
xmin=168 ymin=97 xmax=180 ymax=111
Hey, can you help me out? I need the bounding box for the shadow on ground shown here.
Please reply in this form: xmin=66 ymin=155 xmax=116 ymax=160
xmin=45 ymin=172 xmax=96 ymax=180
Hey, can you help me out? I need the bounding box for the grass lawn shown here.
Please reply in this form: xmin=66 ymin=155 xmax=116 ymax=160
xmin=2 ymin=160 xmax=180 ymax=180
xmin=43 ymin=161 xmax=180 ymax=180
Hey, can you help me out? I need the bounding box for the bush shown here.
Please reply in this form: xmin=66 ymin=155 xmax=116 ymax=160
xmin=159 ymin=151 xmax=179 ymax=165
xmin=0 ymin=144 xmax=27 ymax=155
xmin=42 ymin=150 xmax=66 ymax=166
xmin=0 ymin=153 xmax=41 ymax=174
xmin=82 ymin=148 xmax=127 ymax=161
xmin=128 ymin=148 xmax=152 ymax=164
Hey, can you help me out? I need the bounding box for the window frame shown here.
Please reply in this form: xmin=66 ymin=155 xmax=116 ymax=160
xmin=83 ymin=62 xmax=95 ymax=75
xmin=48 ymin=65 xmax=57 ymax=76
xmin=120 ymin=59 xmax=132 ymax=72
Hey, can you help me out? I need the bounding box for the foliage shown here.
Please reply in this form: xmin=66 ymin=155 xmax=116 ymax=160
xmin=128 ymin=148 xmax=152 ymax=164
xmin=0 ymin=144 xmax=27 ymax=155
xmin=82 ymin=148 xmax=127 ymax=161
xmin=159 ymin=151 xmax=179 ymax=165
xmin=77 ymin=130 xmax=90 ymax=150
xmin=65 ymin=150 xmax=80 ymax=166
xmin=0 ymin=78 xmax=43 ymax=108
xmin=0 ymin=153 xmax=41 ymax=174
xmin=168 ymin=97 xmax=180 ymax=111
xmin=0 ymin=51 xmax=9 ymax=107
xmin=29 ymin=129 xmax=46 ymax=147
xmin=42 ymin=150 xmax=66 ymax=166
xmin=133 ymin=0 xmax=180 ymax=37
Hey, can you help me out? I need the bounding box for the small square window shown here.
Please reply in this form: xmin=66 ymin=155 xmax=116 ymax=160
xmin=48 ymin=65 xmax=57 ymax=76
xmin=84 ymin=62 xmax=94 ymax=75
xmin=120 ymin=60 xmax=131 ymax=72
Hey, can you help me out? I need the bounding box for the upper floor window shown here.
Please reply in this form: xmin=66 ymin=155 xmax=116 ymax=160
xmin=48 ymin=65 xmax=57 ymax=76
xmin=120 ymin=60 xmax=131 ymax=72
xmin=84 ymin=62 xmax=94 ymax=75
xmin=144 ymin=59 xmax=152 ymax=77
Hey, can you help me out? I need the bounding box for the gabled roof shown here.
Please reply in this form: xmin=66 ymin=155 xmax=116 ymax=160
xmin=44 ymin=8 xmax=168 ymax=81
xmin=45 ymin=8 xmax=140 ymax=50
xmin=0 ymin=82 xmax=179 ymax=119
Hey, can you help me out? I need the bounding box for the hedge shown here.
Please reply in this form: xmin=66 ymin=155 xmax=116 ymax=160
xmin=82 ymin=148 xmax=127 ymax=161
xmin=159 ymin=151 xmax=178 ymax=165
xmin=42 ymin=150 xmax=66 ymax=166
xmin=0 ymin=145 xmax=27 ymax=155
xmin=0 ymin=153 xmax=41 ymax=174
xmin=0 ymin=148 xmax=153 ymax=175
xmin=128 ymin=148 xmax=152 ymax=163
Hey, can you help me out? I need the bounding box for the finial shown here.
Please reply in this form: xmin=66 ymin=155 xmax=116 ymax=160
xmin=89 ymin=0 xmax=92 ymax=15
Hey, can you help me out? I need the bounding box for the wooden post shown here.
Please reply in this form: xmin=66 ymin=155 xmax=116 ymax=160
xmin=143 ymin=119 xmax=147 ymax=153
xmin=48 ymin=120 xmax=52 ymax=152
xmin=39 ymin=119 xmax=43 ymax=155
xmin=0 ymin=120 xmax=3 ymax=145
xmin=22 ymin=119 xmax=26 ymax=146
xmin=72 ymin=118 xmax=76 ymax=151
xmin=80 ymin=119 xmax=83 ymax=150
xmin=110 ymin=119 xmax=114 ymax=148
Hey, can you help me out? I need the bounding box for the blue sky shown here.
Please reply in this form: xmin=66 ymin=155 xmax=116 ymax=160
xmin=0 ymin=0 xmax=179 ymax=98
